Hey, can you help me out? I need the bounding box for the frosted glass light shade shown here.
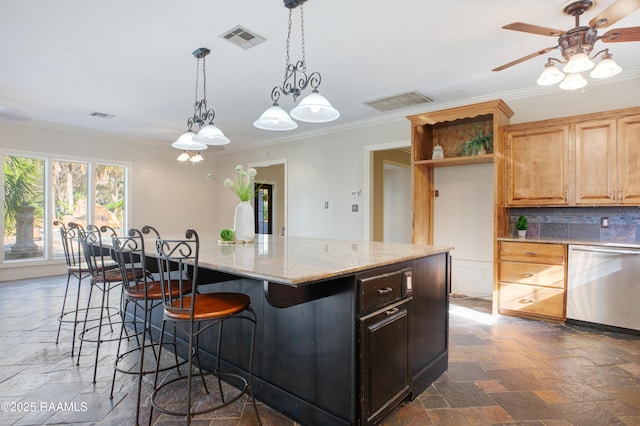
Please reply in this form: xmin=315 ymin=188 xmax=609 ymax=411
xmin=559 ymin=73 xmax=587 ymax=90
xmin=537 ymin=64 xmax=565 ymax=86
xmin=171 ymin=131 xmax=208 ymax=151
xmin=590 ymin=57 xmax=622 ymax=79
xmin=189 ymin=152 xmax=204 ymax=163
xmin=253 ymin=104 xmax=298 ymax=131
xmin=290 ymin=90 xmax=340 ymax=123
xmin=193 ymin=124 xmax=230 ymax=145
xmin=177 ymin=151 xmax=190 ymax=162
xmin=563 ymin=53 xmax=594 ymax=73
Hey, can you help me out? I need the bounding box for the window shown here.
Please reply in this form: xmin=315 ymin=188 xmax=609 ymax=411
xmin=2 ymin=153 xmax=129 ymax=264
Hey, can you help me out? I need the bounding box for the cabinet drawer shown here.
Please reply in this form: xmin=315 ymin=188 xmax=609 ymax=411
xmin=500 ymin=242 xmax=566 ymax=265
xmin=499 ymin=282 xmax=565 ymax=319
xmin=500 ymin=261 xmax=565 ymax=288
xmin=358 ymin=270 xmax=404 ymax=314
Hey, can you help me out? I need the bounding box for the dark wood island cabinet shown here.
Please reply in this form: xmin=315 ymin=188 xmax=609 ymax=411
xmin=145 ymin=235 xmax=451 ymax=426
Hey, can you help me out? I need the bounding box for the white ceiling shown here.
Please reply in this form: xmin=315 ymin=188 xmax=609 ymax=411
xmin=1 ymin=0 xmax=639 ymax=151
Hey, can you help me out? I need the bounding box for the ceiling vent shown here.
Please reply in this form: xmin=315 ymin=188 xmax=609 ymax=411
xmin=89 ymin=111 xmax=115 ymax=119
xmin=220 ymin=25 xmax=266 ymax=50
xmin=364 ymin=91 xmax=433 ymax=112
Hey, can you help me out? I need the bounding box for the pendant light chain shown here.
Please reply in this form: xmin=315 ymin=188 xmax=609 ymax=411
xmin=300 ymin=5 xmax=306 ymax=72
xmin=194 ymin=56 xmax=200 ymax=107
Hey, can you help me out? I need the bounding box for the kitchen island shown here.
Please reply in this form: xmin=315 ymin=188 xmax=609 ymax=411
xmin=147 ymin=234 xmax=452 ymax=426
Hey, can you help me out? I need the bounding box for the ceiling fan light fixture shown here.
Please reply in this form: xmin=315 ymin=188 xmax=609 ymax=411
xmin=537 ymin=62 xmax=565 ymax=86
xmin=563 ymin=52 xmax=595 ymax=73
xmin=193 ymin=123 xmax=230 ymax=145
xmin=253 ymin=103 xmax=298 ymax=131
xmin=290 ymin=90 xmax=340 ymax=123
xmin=590 ymin=54 xmax=622 ymax=78
xmin=559 ymin=72 xmax=588 ymax=90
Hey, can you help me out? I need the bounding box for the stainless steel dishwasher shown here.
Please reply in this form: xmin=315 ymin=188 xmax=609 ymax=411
xmin=567 ymin=244 xmax=640 ymax=333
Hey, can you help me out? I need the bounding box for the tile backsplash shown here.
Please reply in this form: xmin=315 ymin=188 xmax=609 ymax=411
xmin=510 ymin=207 xmax=640 ymax=243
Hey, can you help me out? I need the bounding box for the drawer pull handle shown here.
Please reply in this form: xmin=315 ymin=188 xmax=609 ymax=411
xmin=519 ymin=298 xmax=535 ymax=304
xmin=377 ymin=287 xmax=393 ymax=294
xmin=520 ymin=273 xmax=535 ymax=278
xmin=385 ymin=307 xmax=399 ymax=316
xmin=524 ymin=252 xmax=538 ymax=256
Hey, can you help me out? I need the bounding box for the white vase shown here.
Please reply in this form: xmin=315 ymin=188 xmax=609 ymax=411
xmin=234 ymin=201 xmax=255 ymax=242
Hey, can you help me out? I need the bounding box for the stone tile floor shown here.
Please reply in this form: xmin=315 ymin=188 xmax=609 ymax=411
xmin=1 ymin=275 xmax=639 ymax=425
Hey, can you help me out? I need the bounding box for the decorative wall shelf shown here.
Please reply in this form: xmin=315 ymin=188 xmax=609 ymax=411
xmin=414 ymin=153 xmax=494 ymax=168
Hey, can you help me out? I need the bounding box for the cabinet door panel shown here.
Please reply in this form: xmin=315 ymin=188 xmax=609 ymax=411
xmin=618 ymin=115 xmax=640 ymax=204
xmin=575 ymin=119 xmax=616 ymax=204
xmin=506 ymin=126 xmax=570 ymax=206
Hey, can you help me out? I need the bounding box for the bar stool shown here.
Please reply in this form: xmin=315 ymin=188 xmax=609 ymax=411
xmin=54 ymin=221 xmax=117 ymax=356
xmin=76 ymin=224 xmax=134 ymax=383
xmin=150 ymin=229 xmax=261 ymax=425
xmin=109 ymin=227 xmax=188 ymax=426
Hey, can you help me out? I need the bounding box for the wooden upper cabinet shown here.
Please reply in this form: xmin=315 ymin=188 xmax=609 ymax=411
xmin=617 ymin=114 xmax=640 ymax=205
xmin=505 ymin=125 xmax=570 ymax=206
xmin=574 ymin=119 xmax=617 ymax=204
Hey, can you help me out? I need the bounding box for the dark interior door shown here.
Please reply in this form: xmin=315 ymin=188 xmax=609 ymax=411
xmin=255 ymin=183 xmax=273 ymax=234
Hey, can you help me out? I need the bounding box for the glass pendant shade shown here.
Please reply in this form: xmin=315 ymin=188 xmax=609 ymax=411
xmin=290 ymin=90 xmax=340 ymax=123
xmin=590 ymin=57 xmax=622 ymax=79
xmin=559 ymin=72 xmax=587 ymax=90
xmin=171 ymin=131 xmax=208 ymax=151
xmin=537 ymin=63 xmax=565 ymax=86
xmin=253 ymin=104 xmax=298 ymax=130
xmin=193 ymin=124 xmax=230 ymax=145
xmin=563 ymin=53 xmax=594 ymax=73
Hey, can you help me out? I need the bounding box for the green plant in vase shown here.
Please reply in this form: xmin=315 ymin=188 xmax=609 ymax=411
xmin=516 ymin=215 xmax=528 ymax=237
xmin=458 ymin=125 xmax=493 ymax=157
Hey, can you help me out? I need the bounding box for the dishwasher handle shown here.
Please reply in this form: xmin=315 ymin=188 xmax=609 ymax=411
xmin=570 ymin=246 xmax=640 ymax=256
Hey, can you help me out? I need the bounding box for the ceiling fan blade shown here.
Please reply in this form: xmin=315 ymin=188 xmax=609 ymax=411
xmin=600 ymin=26 xmax=640 ymax=42
xmin=492 ymin=47 xmax=558 ymax=72
xmin=502 ymin=22 xmax=566 ymax=37
xmin=589 ymin=0 xmax=640 ymax=28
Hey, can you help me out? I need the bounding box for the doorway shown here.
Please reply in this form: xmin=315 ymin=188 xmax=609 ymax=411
xmin=367 ymin=144 xmax=411 ymax=242
xmin=249 ymin=160 xmax=286 ymax=236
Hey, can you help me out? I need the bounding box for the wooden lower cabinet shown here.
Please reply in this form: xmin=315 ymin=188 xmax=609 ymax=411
xmin=498 ymin=241 xmax=567 ymax=321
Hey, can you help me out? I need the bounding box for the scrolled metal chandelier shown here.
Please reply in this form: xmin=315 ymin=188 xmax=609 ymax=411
xmin=253 ymin=0 xmax=339 ymax=131
xmin=172 ymin=47 xmax=229 ymax=163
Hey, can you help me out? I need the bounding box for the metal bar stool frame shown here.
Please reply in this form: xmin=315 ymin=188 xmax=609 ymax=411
xmin=75 ymin=224 xmax=127 ymax=383
xmin=109 ymin=226 xmax=187 ymax=426
xmin=149 ymin=229 xmax=261 ymax=425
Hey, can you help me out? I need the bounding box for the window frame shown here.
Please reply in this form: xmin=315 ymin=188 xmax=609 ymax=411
xmin=1 ymin=148 xmax=131 ymax=266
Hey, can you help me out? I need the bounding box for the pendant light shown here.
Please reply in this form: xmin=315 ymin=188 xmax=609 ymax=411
xmin=173 ymin=48 xmax=229 ymax=162
xmin=253 ymin=0 xmax=339 ymax=131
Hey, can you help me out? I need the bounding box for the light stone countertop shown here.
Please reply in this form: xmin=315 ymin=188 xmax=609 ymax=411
xmin=187 ymin=234 xmax=453 ymax=286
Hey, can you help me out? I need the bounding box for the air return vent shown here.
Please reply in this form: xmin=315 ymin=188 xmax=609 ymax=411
xmin=364 ymin=91 xmax=433 ymax=112
xmin=220 ymin=25 xmax=266 ymax=50
xmin=89 ymin=111 xmax=115 ymax=119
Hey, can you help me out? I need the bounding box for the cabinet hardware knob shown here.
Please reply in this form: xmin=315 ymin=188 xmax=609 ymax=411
xmin=521 ymin=273 xmax=535 ymax=278
xmin=377 ymin=287 xmax=393 ymax=294
xmin=519 ymin=298 xmax=535 ymax=304
xmin=385 ymin=307 xmax=400 ymax=316
xmin=524 ymin=252 xmax=537 ymax=256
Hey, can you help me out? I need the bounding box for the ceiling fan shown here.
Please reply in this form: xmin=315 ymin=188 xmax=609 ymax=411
xmin=493 ymin=0 xmax=640 ymax=89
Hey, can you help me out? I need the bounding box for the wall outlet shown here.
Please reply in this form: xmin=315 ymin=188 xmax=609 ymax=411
xmin=324 ymin=201 xmax=329 ymax=209
xmin=352 ymin=204 xmax=358 ymax=212
xmin=601 ymin=217 xmax=609 ymax=228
